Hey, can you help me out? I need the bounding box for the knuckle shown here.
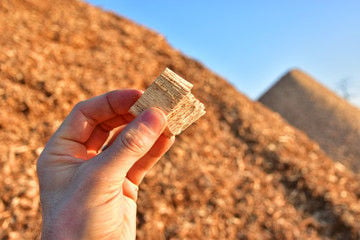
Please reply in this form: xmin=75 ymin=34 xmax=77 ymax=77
xmin=71 ymin=102 xmax=85 ymax=115
xmin=120 ymin=128 xmax=147 ymax=154
xmin=73 ymin=101 xmax=85 ymax=111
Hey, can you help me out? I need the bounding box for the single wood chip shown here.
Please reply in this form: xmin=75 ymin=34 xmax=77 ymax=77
xmin=129 ymin=68 xmax=206 ymax=135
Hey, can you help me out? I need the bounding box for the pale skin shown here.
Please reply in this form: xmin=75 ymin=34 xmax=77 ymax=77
xmin=37 ymin=89 xmax=175 ymax=239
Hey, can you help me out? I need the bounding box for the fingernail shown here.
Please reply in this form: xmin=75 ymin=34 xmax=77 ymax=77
xmin=140 ymin=108 xmax=167 ymax=133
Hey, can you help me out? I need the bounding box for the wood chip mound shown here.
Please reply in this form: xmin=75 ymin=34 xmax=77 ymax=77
xmin=259 ymin=69 xmax=360 ymax=173
xmin=0 ymin=0 xmax=360 ymax=239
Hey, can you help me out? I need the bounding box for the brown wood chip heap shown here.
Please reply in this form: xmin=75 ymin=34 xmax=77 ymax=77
xmin=130 ymin=68 xmax=206 ymax=135
xmin=1 ymin=0 xmax=360 ymax=238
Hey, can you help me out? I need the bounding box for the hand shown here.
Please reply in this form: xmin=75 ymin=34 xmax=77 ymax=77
xmin=37 ymin=90 xmax=175 ymax=239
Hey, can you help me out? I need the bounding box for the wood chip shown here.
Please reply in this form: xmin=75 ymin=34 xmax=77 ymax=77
xmin=129 ymin=68 xmax=206 ymax=135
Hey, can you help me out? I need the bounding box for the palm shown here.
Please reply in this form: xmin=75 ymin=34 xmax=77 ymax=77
xmin=37 ymin=90 xmax=174 ymax=239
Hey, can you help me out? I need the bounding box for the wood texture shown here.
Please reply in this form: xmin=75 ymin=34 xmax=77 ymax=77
xmin=129 ymin=68 xmax=206 ymax=135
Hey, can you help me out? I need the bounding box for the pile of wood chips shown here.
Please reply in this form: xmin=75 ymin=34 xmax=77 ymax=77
xmin=0 ymin=0 xmax=359 ymax=239
xmin=259 ymin=69 xmax=360 ymax=173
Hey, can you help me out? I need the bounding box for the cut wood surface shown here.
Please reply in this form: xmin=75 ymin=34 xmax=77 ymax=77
xmin=129 ymin=68 xmax=206 ymax=135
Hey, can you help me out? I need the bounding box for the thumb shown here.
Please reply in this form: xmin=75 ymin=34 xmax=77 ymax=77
xmin=93 ymin=107 xmax=167 ymax=181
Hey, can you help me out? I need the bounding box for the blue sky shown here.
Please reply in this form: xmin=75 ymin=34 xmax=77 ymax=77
xmin=86 ymin=0 xmax=360 ymax=106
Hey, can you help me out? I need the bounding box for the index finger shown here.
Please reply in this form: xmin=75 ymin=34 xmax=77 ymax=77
xmin=56 ymin=89 xmax=142 ymax=144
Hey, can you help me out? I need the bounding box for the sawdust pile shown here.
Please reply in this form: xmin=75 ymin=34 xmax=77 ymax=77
xmin=1 ymin=0 xmax=360 ymax=239
xmin=259 ymin=69 xmax=360 ymax=173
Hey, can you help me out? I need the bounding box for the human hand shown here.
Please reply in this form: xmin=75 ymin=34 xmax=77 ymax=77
xmin=37 ymin=90 xmax=174 ymax=239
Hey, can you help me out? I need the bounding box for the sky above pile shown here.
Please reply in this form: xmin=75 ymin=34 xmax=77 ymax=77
xmin=86 ymin=0 xmax=360 ymax=107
